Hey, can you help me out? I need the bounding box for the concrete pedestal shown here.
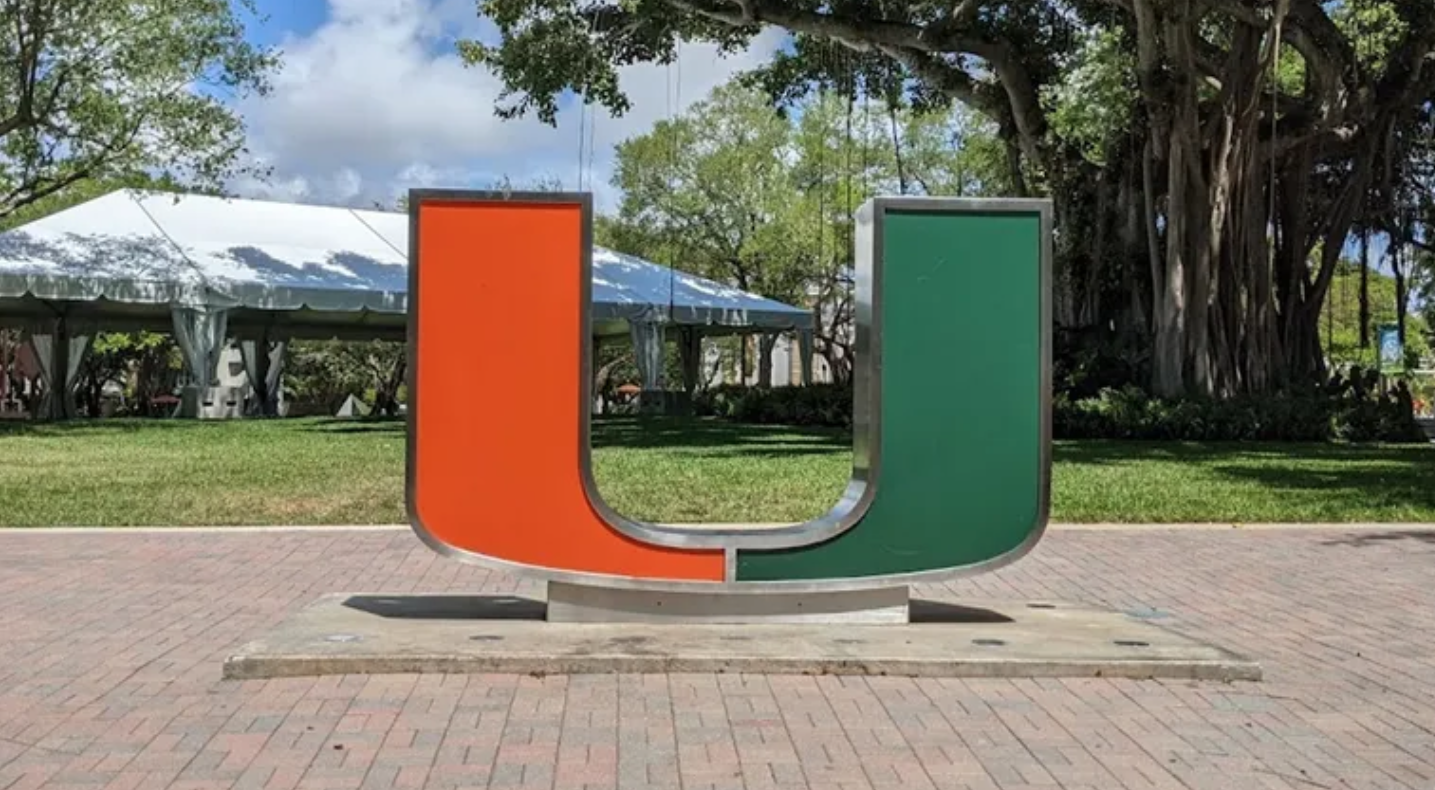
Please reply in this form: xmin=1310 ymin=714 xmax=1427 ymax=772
xmin=220 ymin=592 xmax=1263 ymax=681
xmin=181 ymin=386 xmax=244 ymax=419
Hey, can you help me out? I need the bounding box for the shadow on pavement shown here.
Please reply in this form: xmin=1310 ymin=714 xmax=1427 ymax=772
xmin=342 ymin=594 xmax=1016 ymax=625
xmin=344 ymin=594 xmax=545 ymax=620
xmin=1318 ymin=529 xmax=1435 ymax=548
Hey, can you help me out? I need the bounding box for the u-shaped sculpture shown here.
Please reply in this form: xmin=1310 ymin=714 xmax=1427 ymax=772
xmin=406 ymin=189 xmax=1051 ymax=617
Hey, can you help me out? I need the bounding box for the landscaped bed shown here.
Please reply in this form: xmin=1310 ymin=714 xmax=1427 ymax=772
xmin=0 ymin=417 xmax=1431 ymax=526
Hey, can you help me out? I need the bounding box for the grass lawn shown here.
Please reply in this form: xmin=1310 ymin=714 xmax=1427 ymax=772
xmin=0 ymin=416 xmax=1432 ymax=526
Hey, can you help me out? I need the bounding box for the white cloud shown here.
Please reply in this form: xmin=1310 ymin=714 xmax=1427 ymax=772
xmin=232 ymin=0 xmax=786 ymax=212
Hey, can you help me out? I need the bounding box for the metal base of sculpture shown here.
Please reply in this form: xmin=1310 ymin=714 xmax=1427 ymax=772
xmin=545 ymin=581 xmax=910 ymax=624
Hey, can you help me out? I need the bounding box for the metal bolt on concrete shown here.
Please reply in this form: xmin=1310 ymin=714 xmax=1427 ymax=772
xmin=1 ymin=526 xmax=1434 ymax=789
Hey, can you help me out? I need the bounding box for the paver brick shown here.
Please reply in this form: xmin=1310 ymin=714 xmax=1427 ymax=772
xmin=5 ymin=527 xmax=1435 ymax=789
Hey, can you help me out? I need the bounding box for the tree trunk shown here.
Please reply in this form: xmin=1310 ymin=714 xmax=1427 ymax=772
xmin=1117 ymin=160 xmax=1149 ymax=333
xmin=1185 ymin=167 xmax=1213 ymax=395
xmin=374 ymin=355 xmax=406 ymax=417
xmin=1086 ymin=169 xmax=1109 ymax=328
xmin=1126 ymin=0 xmax=1364 ymax=396
xmin=1140 ymin=134 xmax=1181 ymax=396
xmin=757 ymin=334 xmax=776 ymax=387
xmin=1152 ymin=119 xmax=1189 ymax=398
xmin=1360 ymin=229 xmax=1371 ymax=349
xmin=888 ymin=100 xmax=909 ymax=194
xmin=1274 ymin=140 xmax=1322 ymax=383
xmin=1162 ymin=3 xmax=1218 ymax=396
xmin=1002 ymin=124 xmax=1026 ymax=197
xmin=1242 ymin=148 xmax=1280 ymax=393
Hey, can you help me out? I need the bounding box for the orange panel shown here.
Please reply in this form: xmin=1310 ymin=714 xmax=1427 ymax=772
xmin=409 ymin=197 xmax=723 ymax=582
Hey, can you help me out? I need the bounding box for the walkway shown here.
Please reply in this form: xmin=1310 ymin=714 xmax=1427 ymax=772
xmin=1 ymin=526 xmax=1433 ymax=790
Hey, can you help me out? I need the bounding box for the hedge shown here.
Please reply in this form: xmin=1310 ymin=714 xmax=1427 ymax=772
xmin=691 ymin=367 xmax=1427 ymax=443
xmin=693 ymin=383 xmax=853 ymax=428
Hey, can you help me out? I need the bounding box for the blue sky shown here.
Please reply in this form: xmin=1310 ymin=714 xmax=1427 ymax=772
xmin=242 ymin=0 xmax=328 ymax=44
xmin=224 ymin=0 xmax=784 ymax=212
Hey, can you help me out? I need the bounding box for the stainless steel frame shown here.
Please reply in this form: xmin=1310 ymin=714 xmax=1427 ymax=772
xmin=406 ymin=190 xmax=1051 ymax=594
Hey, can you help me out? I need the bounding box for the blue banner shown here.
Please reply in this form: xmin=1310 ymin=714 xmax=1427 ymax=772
xmin=1377 ymin=324 xmax=1403 ymax=372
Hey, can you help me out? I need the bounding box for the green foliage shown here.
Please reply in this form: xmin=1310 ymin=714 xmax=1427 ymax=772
xmin=461 ymin=0 xmax=750 ymax=125
xmin=693 ymin=368 xmax=1425 ymax=442
xmin=1275 ymin=44 xmax=1308 ymax=97
xmin=279 ymin=342 xmax=364 ymax=416
xmin=1053 ymin=326 xmax=1150 ymax=401
xmin=1055 ymin=370 xmax=1426 ymax=443
xmin=592 ymin=339 xmax=637 ymax=407
xmin=459 ymin=0 xmax=1077 ymax=151
xmin=1333 ymin=0 xmax=1409 ymax=76
xmin=1040 ymin=27 xmax=1136 ymax=167
xmin=1319 ymin=257 xmax=1431 ymax=367
xmin=601 ymin=81 xmax=1008 ymax=385
xmin=1415 ymin=249 xmax=1435 ymax=355
xmin=893 ymin=105 xmax=1008 ymax=195
xmin=1408 ymin=373 xmax=1435 ymax=416
xmin=76 ymin=332 xmax=182 ymax=416
xmin=0 ymin=0 xmax=277 ymax=217
xmin=461 ymin=0 xmax=1435 ymax=401
xmin=606 ymin=83 xmax=812 ymax=305
xmin=693 ymin=383 xmax=852 ymax=428
xmin=284 ymin=340 xmax=406 ymax=417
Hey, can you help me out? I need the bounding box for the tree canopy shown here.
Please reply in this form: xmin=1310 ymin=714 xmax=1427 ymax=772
xmin=0 ymin=0 xmax=276 ymax=218
xmin=597 ymin=81 xmax=1004 ymax=383
xmin=463 ymin=0 xmax=1435 ymax=396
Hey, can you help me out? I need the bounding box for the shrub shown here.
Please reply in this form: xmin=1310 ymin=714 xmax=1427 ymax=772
xmin=1052 ymin=386 xmax=1339 ymax=441
xmin=1053 ymin=367 xmax=1426 ymax=443
xmin=694 ymin=383 xmax=852 ymax=428
xmin=698 ymin=365 xmax=1426 ymax=443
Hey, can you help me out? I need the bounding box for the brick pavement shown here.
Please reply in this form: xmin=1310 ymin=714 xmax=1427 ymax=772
xmin=1 ymin=526 xmax=1434 ymax=790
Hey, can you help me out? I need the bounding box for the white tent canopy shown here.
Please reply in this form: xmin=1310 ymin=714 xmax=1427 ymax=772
xmin=0 ymin=189 xmax=812 ymax=334
xmin=0 ymin=189 xmax=813 ymax=417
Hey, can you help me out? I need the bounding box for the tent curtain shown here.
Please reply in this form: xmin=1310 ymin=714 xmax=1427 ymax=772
xmin=629 ymin=320 xmax=665 ymax=391
xmin=798 ymin=329 xmax=814 ymax=386
xmin=240 ymin=332 xmax=286 ymax=417
xmin=23 ymin=324 xmax=55 ymax=418
xmin=171 ymin=307 xmax=229 ymax=391
xmin=23 ymin=318 xmax=94 ymax=419
xmin=757 ymin=333 xmax=778 ymax=388
xmin=239 ymin=338 xmax=260 ymax=408
xmin=24 ymin=326 xmax=53 ymax=392
xmin=65 ymin=326 xmax=95 ymax=412
xmin=266 ymin=340 xmax=286 ymax=410
xmin=678 ymin=326 xmax=702 ymax=395
xmin=171 ymin=307 xmax=229 ymax=417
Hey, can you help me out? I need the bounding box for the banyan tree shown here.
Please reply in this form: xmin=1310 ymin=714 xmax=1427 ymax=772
xmin=465 ymin=0 xmax=1435 ymax=396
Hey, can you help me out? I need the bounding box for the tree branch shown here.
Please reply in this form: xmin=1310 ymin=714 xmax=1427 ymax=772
xmin=1286 ymin=0 xmax=1358 ymax=83
xmin=873 ymin=44 xmax=989 ymax=113
xmin=662 ymin=0 xmax=1048 ymax=150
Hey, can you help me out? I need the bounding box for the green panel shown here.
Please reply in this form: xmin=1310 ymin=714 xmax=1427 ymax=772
xmin=736 ymin=207 xmax=1046 ymax=581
